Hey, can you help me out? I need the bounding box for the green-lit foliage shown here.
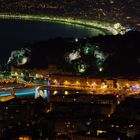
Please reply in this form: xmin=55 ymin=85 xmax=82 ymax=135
xmin=73 ymin=60 xmax=87 ymax=73
xmin=83 ymin=43 xmax=96 ymax=55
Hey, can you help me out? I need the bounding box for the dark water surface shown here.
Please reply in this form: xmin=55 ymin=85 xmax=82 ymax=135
xmin=0 ymin=19 xmax=103 ymax=65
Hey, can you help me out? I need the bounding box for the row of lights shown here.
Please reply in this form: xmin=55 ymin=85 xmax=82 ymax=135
xmin=52 ymin=79 xmax=98 ymax=87
xmin=53 ymin=90 xmax=69 ymax=95
xmin=51 ymin=79 xmax=140 ymax=92
xmin=51 ymin=79 xmax=113 ymax=91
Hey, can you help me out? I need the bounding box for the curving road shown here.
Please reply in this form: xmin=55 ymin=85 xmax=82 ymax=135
xmin=0 ymin=13 xmax=125 ymax=35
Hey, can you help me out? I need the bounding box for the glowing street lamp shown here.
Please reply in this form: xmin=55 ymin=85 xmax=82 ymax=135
xmin=91 ymin=82 xmax=97 ymax=88
xmin=86 ymin=81 xmax=90 ymax=86
xmin=63 ymin=80 xmax=70 ymax=86
xmin=64 ymin=91 xmax=69 ymax=95
xmin=100 ymin=82 xmax=107 ymax=89
xmin=75 ymin=81 xmax=80 ymax=86
xmin=53 ymin=90 xmax=58 ymax=95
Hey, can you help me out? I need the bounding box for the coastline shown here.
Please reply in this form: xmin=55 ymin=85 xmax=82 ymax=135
xmin=0 ymin=13 xmax=125 ymax=35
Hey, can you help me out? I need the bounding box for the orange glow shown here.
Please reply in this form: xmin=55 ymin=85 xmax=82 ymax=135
xmin=100 ymin=82 xmax=107 ymax=89
xmin=91 ymin=82 xmax=96 ymax=87
xmin=19 ymin=136 xmax=32 ymax=140
xmin=53 ymin=79 xmax=58 ymax=84
xmin=86 ymin=81 xmax=90 ymax=86
xmin=63 ymin=80 xmax=70 ymax=86
xmin=75 ymin=81 xmax=80 ymax=86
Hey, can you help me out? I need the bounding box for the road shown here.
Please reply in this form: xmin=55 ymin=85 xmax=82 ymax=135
xmin=0 ymin=13 xmax=125 ymax=35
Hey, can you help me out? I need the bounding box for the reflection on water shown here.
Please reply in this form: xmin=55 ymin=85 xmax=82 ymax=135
xmin=0 ymin=86 xmax=89 ymax=99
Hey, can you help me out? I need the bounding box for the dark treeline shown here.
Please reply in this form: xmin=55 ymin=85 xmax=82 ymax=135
xmin=21 ymin=31 xmax=140 ymax=77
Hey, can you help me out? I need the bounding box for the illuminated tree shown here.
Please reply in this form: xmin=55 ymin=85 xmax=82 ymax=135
xmin=73 ymin=60 xmax=88 ymax=74
xmin=7 ymin=48 xmax=30 ymax=67
xmin=82 ymin=43 xmax=96 ymax=55
xmin=65 ymin=49 xmax=81 ymax=63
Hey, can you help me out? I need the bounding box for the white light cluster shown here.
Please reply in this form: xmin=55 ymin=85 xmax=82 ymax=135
xmin=94 ymin=50 xmax=105 ymax=60
xmin=65 ymin=49 xmax=81 ymax=63
xmin=94 ymin=50 xmax=106 ymax=72
xmin=7 ymin=48 xmax=30 ymax=66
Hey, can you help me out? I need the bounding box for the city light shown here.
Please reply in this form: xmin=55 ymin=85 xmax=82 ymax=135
xmin=0 ymin=13 xmax=126 ymax=35
xmin=63 ymin=80 xmax=70 ymax=86
xmin=64 ymin=91 xmax=69 ymax=95
xmin=75 ymin=81 xmax=80 ymax=86
xmin=53 ymin=90 xmax=58 ymax=95
xmin=0 ymin=1 xmax=139 ymax=139
xmin=0 ymin=91 xmax=35 ymax=97
xmin=65 ymin=49 xmax=81 ymax=63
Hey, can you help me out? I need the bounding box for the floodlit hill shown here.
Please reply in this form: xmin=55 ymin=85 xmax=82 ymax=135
xmin=13 ymin=31 xmax=140 ymax=77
